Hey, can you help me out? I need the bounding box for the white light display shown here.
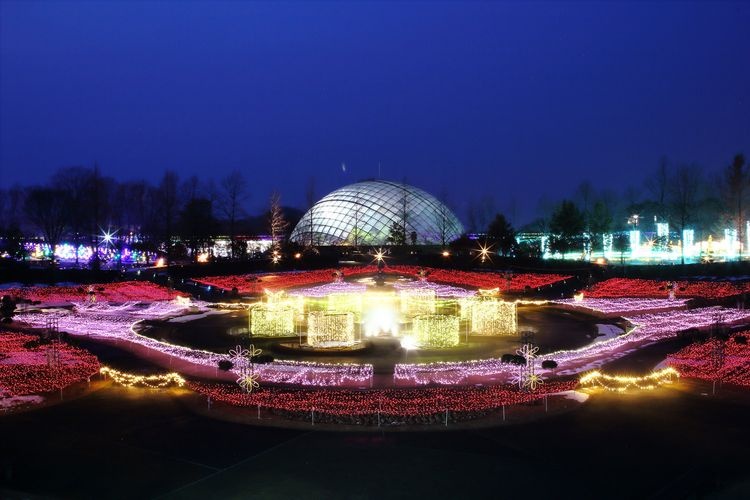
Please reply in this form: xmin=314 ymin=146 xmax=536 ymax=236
xmin=724 ymin=228 xmax=739 ymax=258
xmin=629 ymin=230 xmax=641 ymax=258
xmin=682 ymin=229 xmax=695 ymax=258
xmin=656 ymin=222 xmax=669 ymax=239
xmin=307 ymin=311 xmax=356 ymax=347
xmin=413 ymin=314 xmax=460 ymax=348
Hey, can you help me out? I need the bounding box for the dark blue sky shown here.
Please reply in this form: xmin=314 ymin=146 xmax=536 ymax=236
xmin=1 ymin=1 xmax=748 ymax=224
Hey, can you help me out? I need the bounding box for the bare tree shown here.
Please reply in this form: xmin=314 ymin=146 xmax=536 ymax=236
xmin=646 ymin=156 xmax=670 ymax=221
xmin=219 ymin=170 xmax=248 ymax=259
xmin=158 ymin=170 xmax=180 ymax=262
xmin=723 ymin=154 xmax=747 ymax=256
xmin=24 ymin=187 xmax=68 ymax=264
xmin=269 ymin=192 xmax=288 ymax=253
xmin=670 ymin=164 xmax=703 ymax=265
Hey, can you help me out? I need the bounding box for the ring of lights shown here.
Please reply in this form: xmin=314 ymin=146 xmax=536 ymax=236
xmin=12 ymin=274 xmax=750 ymax=395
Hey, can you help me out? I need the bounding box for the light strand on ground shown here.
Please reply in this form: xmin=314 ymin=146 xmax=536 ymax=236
xmin=99 ymin=366 xmax=186 ymax=388
xmin=578 ymin=367 xmax=680 ymax=391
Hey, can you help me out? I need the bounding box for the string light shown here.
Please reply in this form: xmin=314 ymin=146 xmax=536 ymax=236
xmin=307 ymin=311 xmax=356 ymax=347
xmin=100 ymin=366 xmax=185 ymax=388
xmin=413 ymin=314 xmax=460 ymax=348
xmin=579 ymin=367 xmax=680 ymax=391
xmin=468 ymin=298 xmax=517 ymax=336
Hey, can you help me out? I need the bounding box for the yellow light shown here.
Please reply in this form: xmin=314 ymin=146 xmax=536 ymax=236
xmin=197 ymin=253 xmax=209 ymax=263
xmin=469 ymin=298 xmax=517 ymax=336
xmin=307 ymin=311 xmax=356 ymax=347
xmin=477 ymin=243 xmax=493 ymax=263
xmin=251 ymin=307 xmax=295 ymax=336
xmin=155 ymin=257 xmax=166 ymax=267
xmin=573 ymin=292 xmax=584 ymax=303
xmin=400 ymin=289 xmax=436 ymax=316
xmin=442 ymin=250 xmax=450 ymax=257
xmin=413 ymin=314 xmax=460 ymax=348
xmin=579 ymin=367 xmax=680 ymax=391
xmin=294 ymin=252 xmax=302 ymax=259
xmin=100 ymin=366 xmax=185 ymax=388
xmin=175 ymin=295 xmax=192 ymax=306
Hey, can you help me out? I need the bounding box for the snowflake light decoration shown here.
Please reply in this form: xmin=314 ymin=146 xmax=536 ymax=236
xmin=523 ymin=372 xmax=545 ymax=391
xmin=517 ymin=343 xmax=538 ymax=360
xmin=237 ymin=372 xmax=260 ymax=393
xmin=510 ymin=364 xmax=527 ymax=389
xmin=229 ymin=345 xmax=249 ymax=360
xmin=248 ymin=344 xmax=262 ymax=358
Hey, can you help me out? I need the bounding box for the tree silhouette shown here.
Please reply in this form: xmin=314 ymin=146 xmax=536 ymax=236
xmin=24 ymin=187 xmax=68 ymax=264
xmin=549 ymin=200 xmax=585 ymax=256
xmin=487 ymin=213 xmax=517 ymax=256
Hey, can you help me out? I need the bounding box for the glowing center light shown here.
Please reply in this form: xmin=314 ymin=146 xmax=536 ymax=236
xmin=400 ymin=335 xmax=418 ymax=350
xmin=364 ymin=307 xmax=399 ymax=337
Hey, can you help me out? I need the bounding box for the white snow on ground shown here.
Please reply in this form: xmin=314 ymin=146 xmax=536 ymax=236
xmin=168 ymin=309 xmax=232 ymax=323
xmin=0 ymin=395 xmax=45 ymax=409
xmin=595 ymin=323 xmax=623 ymax=342
xmin=557 ymin=390 xmax=589 ymax=403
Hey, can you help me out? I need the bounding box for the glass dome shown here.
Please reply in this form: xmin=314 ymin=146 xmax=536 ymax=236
xmin=290 ymin=180 xmax=464 ymax=246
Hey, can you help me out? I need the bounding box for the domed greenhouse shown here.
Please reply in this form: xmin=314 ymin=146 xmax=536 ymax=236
xmin=290 ymin=180 xmax=464 ymax=246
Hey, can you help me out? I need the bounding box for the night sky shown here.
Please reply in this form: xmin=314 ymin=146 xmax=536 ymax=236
xmin=1 ymin=1 xmax=748 ymax=224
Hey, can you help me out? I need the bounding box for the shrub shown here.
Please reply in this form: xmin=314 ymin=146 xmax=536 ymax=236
xmin=218 ymin=359 xmax=233 ymax=371
xmin=735 ymin=335 xmax=747 ymax=345
xmin=541 ymin=360 xmax=558 ymax=369
xmin=502 ymin=353 xmax=531 ymax=365
xmin=252 ymin=354 xmax=274 ymax=364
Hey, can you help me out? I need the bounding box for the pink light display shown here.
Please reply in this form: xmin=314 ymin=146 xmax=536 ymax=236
xmin=0 ymin=333 xmax=100 ymax=397
xmin=585 ymin=278 xmax=749 ymax=299
xmin=188 ymin=379 xmax=576 ymax=417
xmin=667 ymin=333 xmax=750 ymax=387
xmin=15 ymin=305 xmax=373 ymax=387
xmin=3 ymin=281 xmax=185 ymax=303
xmin=193 ymin=267 xmax=570 ymax=294
xmin=553 ymin=298 xmax=690 ymax=316
xmin=395 ymin=306 xmax=750 ymax=385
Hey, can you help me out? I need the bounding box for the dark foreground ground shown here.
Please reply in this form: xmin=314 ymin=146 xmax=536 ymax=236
xmin=1 ymin=380 xmax=749 ymax=499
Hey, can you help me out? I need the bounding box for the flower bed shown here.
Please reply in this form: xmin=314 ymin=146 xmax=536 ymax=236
xmin=194 ymin=266 xmax=570 ymax=294
xmin=15 ymin=305 xmax=373 ymax=387
xmin=553 ymin=297 xmax=690 ymax=317
xmin=3 ymin=281 xmax=185 ymax=303
xmin=189 ymin=379 xmax=576 ymax=422
xmin=0 ymin=333 xmax=100 ymax=397
xmin=585 ymin=278 xmax=749 ymax=299
xmin=667 ymin=333 xmax=750 ymax=387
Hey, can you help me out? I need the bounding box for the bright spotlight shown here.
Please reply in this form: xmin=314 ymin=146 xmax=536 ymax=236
xmin=400 ymin=335 xmax=418 ymax=351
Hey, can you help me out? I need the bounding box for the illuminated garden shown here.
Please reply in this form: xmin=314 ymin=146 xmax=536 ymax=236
xmin=3 ymin=263 xmax=750 ymax=430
